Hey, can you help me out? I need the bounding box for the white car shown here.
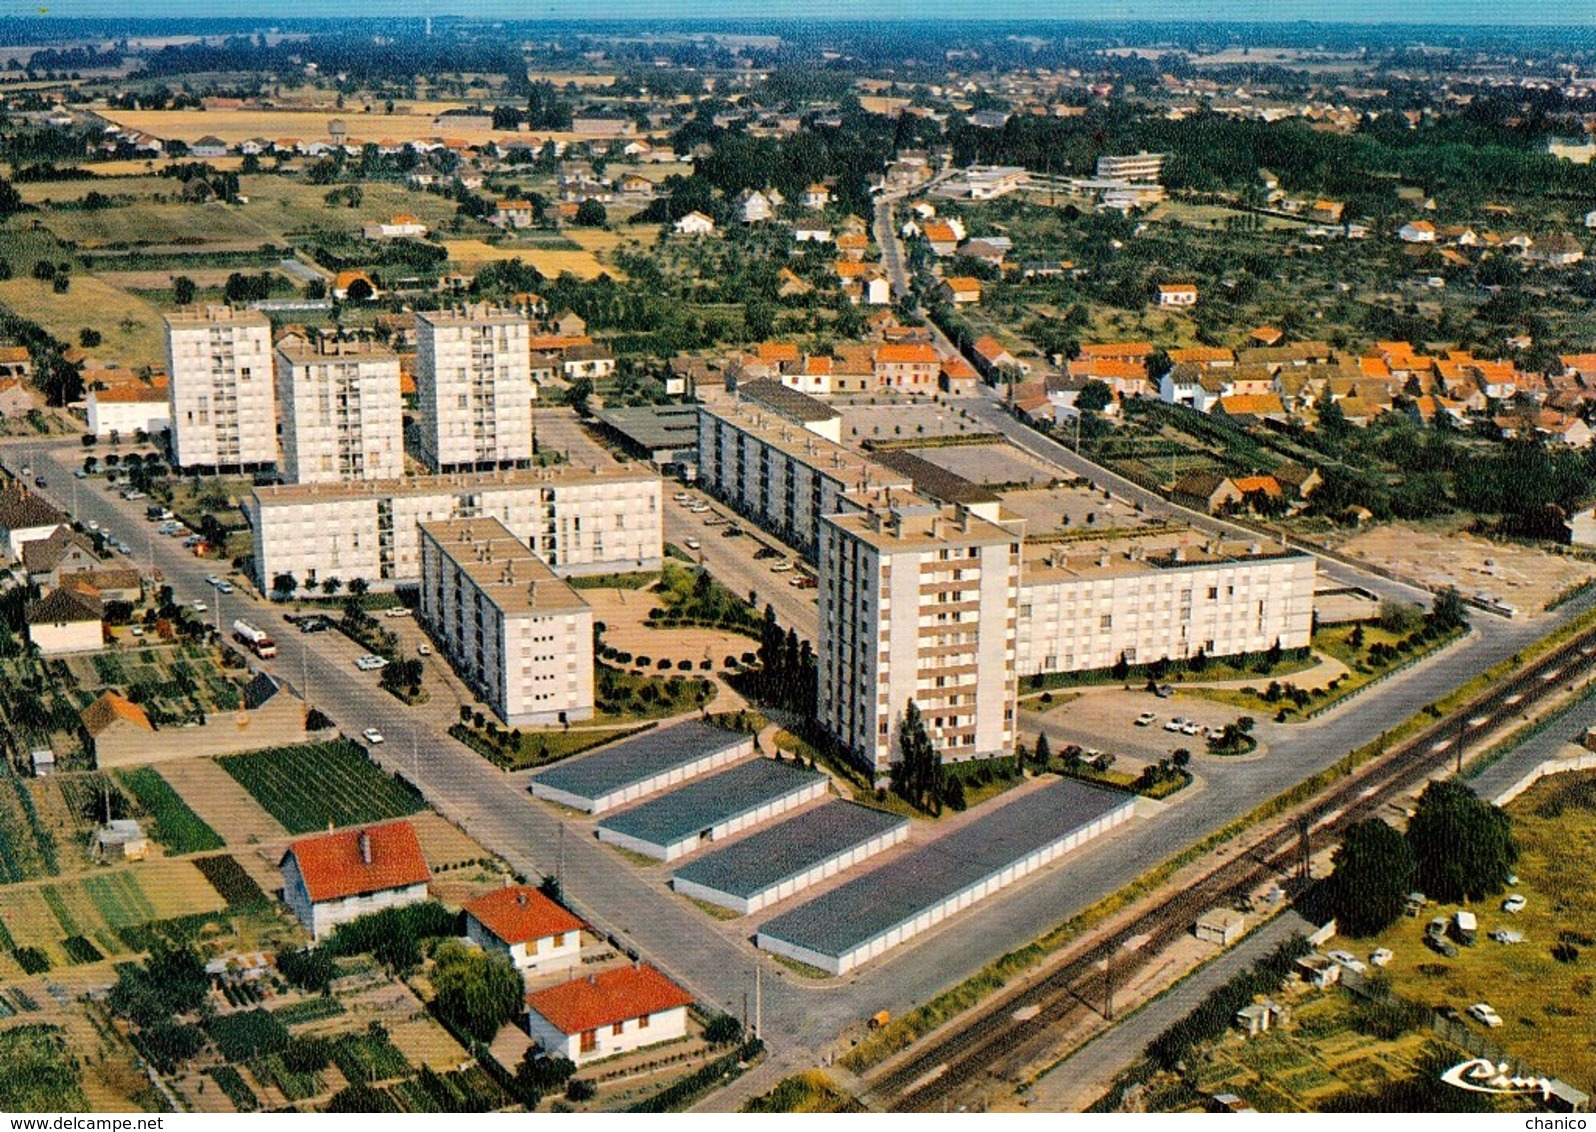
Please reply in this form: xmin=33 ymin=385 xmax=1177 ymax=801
xmin=1502 ymin=894 xmax=1526 ymax=914
xmin=1327 ymin=950 xmax=1367 ymax=974
xmin=361 ymin=728 xmax=385 ymax=745
xmin=770 ymin=561 xmax=793 ymax=573
xmin=87 ymin=520 xmax=99 ymax=531
xmin=1467 ymin=1002 xmax=1504 ymax=1028
xmin=1181 ymin=720 xmax=1203 ymax=736
xmin=204 ymin=574 xmax=222 ymax=587
xmin=191 ymin=600 xmax=208 ymax=613
xmin=689 ymin=503 xmax=710 ymax=513
xmin=672 ymin=492 xmax=690 ymax=503
xmin=1369 ymin=948 xmax=1394 ymax=967
xmin=355 ymin=654 xmax=389 ymax=671
xmin=683 ymin=537 xmax=701 ymax=550
xmin=384 ymin=607 xmax=412 ymax=618
xmin=417 ymin=644 xmax=432 ymax=657
xmin=1135 ymin=712 xmax=1157 ymax=727
xmin=129 ymin=626 xmax=145 ymax=638
xmin=1163 ymin=718 xmax=1183 ymax=733
xmin=217 ymin=582 xmax=234 ymax=594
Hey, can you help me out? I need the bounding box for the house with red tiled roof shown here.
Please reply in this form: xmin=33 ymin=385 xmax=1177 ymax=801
xmin=1078 ymin=341 xmax=1154 ymax=365
xmin=922 ymin=222 xmax=959 ymax=256
xmin=939 ymin=276 xmax=982 ymax=305
xmin=464 ymin=884 xmax=586 ymax=973
xmin=940 ymin=355 xmax=980 ymax=396
xmin=874 ymin=342 xmax=940 ymax=390
xmin=279 ymin=821 xmax=430 ymax=939
xmin=970 ymin=336 xmax=1026 ymax=380
xmin=0 ymin=345 xmax=31 ymax=380
xmin=525 ymin=964 xmax=694 ymax=1064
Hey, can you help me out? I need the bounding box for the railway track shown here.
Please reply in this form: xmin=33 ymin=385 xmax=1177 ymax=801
xmin=870 ymin=624 xmax=1596 ymax=1112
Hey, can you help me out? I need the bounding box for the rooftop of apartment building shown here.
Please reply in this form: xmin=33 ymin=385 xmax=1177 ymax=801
xmin=163 ymin=305 xmax=271 ymax=329
xmin=249 ymin=463 xmax=656 ymax=506
xmin=420 ymin=517 xmax=589 ymax=615
xmin=277 ymin=335 xmax=401 ymax=364
xmin=1021 ymin=528 xmax=1307 ymax=584
xmin=415 ymin=304 xmax=530 ymax=328
xmin=824 ymin=499 xmax=1017 ymax=552
xmin=699 ymin=399 xmax=911 ymax=494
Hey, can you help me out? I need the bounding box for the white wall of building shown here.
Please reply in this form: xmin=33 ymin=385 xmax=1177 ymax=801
xmin=85 ymin=393 xmax=171 ymax=438
xmin=525 ymin=1003 xmax=688 ymax=1065
xmin=276 ymin=345 xmax=404 ymax=483
xmin=527 ymin=736 xmax=752 ymax=814
xmin=671 ymin=820 xmax=908 ymax=915
xmin=165 ymin=308 xmax=277 ymax=470
xmin=279 ymin=855 xmax=429 ymax=941
xmin=596 ymin=777 xmax=828 ymax=862
xmin=415 ymin=308 xmax=533 ymax=472
xmin=464 ymin=915 xmax=582 ymax=974
xmin=28 ymin=618 xmax=102 ymax=655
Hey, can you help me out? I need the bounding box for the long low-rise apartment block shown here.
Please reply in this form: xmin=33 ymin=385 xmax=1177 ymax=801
xmin=1016 ymin=535 xmax=1316 ymax=674
xmin=245 ymin=464 xmax=661 ymax=594
xmin=419 ymin=518 xmax=594 ymax=727
xmin=696 ymin=393 xmax=910 ymax=559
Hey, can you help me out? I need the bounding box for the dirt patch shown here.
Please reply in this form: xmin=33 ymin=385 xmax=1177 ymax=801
xmin=1335 ymin=524 xmax=1596 ymax=617
xmin=158 ymin=757 xmax=289 ymax=848
xmin=584 ymin=586 xmax=754 ymax=667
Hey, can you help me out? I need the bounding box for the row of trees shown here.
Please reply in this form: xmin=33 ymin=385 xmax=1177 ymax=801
xmin=1325 ymin=780 xmax=1519 ymax=937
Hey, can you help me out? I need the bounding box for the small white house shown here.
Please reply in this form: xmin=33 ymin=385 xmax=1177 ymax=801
xmin=1397 ymin=220 xmax=1437 ymax=243
xmin=674 ymin=210 xmax=716 ymax=236
xmin=25 ymin=588 xmax=103 ymax=655
xmin=463 ymin=884 xmax=585 ymax=974
xmin=1157 ymin=283 xmax=1198 ymax=308
xmin=363 ymin=213 xmax=429 ymax=240
xmin=86 ymin=384 xmax=172 ymax=438
xmin=279 ymin=821 xmax=431 ymax=940
xmin=96 ymin=819 xmax=149 ymax=861
xmin=524 ymin=964 xmax=693 ymax=1065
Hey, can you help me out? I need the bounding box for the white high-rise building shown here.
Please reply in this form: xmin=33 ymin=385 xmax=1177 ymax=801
xmin=419 ymin=518 xmax=594 ymax=727
xmin=415 ymin=305 xmax=533 ymax=473
xmin=164 ymin=307 xmax=276 ymax=472
xmin=276 ymin=338 xmax=404 ymax=484
xmin=819 ymin=500 xmax=1019 ymax=775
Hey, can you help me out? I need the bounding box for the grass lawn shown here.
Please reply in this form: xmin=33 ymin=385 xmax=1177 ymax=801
xmin=0 ymin=272 xmax=165 ymax=368
xmin=216 ymin=740 xmax=425 ymax=834
xmin=595 ymin=665 xmax=716 ymax=722
xmin=115 ymin=766 xmax=224 ymax=854
xmin=453 ymin=721 xmax=654 ymax=771
xmin=1180 ymin=625 xmax=1461 ymax=722
xmin=1356 ymin=770 xmax=1596 ymax=1091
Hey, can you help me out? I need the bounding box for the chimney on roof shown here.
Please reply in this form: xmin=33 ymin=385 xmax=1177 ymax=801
xmin=1172 ymin=546 xmax=1185 ymax=562
xmin=358 ymin=830 xmax=372 ymax=865
xmin=589 ymin=973 xmax=597 ymax=986
xmin=517 ymin=890 xmax=527 ymax=905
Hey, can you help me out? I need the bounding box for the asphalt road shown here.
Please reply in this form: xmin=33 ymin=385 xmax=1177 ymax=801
xmin=18 ymin=432 xmax=1596 ymax=1109
xmin=662 ymin=494 xmax=818 ymax=640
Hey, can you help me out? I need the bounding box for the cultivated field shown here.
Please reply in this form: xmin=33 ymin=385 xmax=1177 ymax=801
xmin=215 ymin=740 xmax=425 ymax=834
xmin=0 ymin=275 xmax=164 ymax=367
xmin=441 ymin=238 xmax=617 ymax=280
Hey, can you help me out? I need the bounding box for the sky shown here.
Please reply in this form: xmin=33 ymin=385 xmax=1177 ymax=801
xmin=9 ymin=0 xmax=1596 ymax=26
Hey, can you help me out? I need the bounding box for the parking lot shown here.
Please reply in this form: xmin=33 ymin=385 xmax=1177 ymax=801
xmin=1023 ymin=686 xmax=1266 ymax=769
xmin=663 ymin=489 xmax=818 ymax=639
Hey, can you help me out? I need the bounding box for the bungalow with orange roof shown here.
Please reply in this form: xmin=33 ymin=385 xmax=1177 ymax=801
xmin=86 ymin=381 xmax=170 ymax=438
xmin=1156 ymin=282 xmax=1198 ymax=308
xmin=874 ymin=342 xmax=940 ymax=390
xmin=1067 ymin=357 xmax=1150 ymax=398
xmin=835 ymin=232 xmax=870 ymax=261
xmin=464 ymin=884 xmax=586 ymax=974
xmin=1232 ymin=474 xmax=1284 ymax=501
xmin=831 ymin=344 xmax=876 ymax=394
xmin=332 ymin=271 xmax=379 ymax=301
xmin=362 ymin=213 xmax=429 ymax=240
xmin=940 ymin=355 xmax=980 ymax=396
xmin=1397 ymin=220 xmax=1437 ymax=243
xmin=0 ymin=345 xmax=31 ymax=380
xmin=81 ymin=692 xmax=153 ymax=757
xmin=939 ymin=276 xmax=982 ymax=305
xmin=492 ymin=200 xmax=537 ymax=229
xmin=1215 ymin=393 xmax=1288 ymax=421
xmin=525 ymin=964 xmax=694 ymax=1065
xmin=969 ymin=336 xmax=1024 ymax=380
xmin=1079 ymin=341 xmax=1154 ymax=367
xmin=1168 ymin=346 xmax=1234 ymax=369
xmin=280 ymin=821 xmax=431 ymax=939
xmin=779 ymin=354 xmax=835 ymax=396
xmin=922 ymin=222 xmax=960 ymax=257
xmin=1249 ymin=326 xmax=1284 ymax=347
xmin=801 ymin=183 xmax=833 ymax=210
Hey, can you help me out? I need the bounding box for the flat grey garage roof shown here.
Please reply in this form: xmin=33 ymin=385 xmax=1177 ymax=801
xmin=672 ymin=801 xmax=908 ymax=899
xmin=597 ymin=758 xmax=824 ymax=848
xmin=527 ymin=720 xmax=749 ymax=803
xmin=757 ymin=779 xmax=1132 ymax=959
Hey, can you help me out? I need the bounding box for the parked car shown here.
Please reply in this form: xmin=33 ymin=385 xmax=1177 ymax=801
xmin=129 ymin=626 xmax=145 ymax=638
xmin=1502 ymin=894 xmax=1526 ymax=914
xmin=1181 ymin=720 xmax=1202 ymax=736
xmin=1135 ymin=712 xmax=1157 ymax=727
xmin=672 ymin=492 xmax=690 ymax=503
xmin=217 ymin=582 xmax=234 ymax=594
xmin=721 ymin=525 xmax=743 ymax=538
xmin=383 ymin=607 xmax=412 ymax=618
xmin=683 ymin=537 xmax=701 ymax=550
xmin=355 ymin=654 xmax=388 ymax=671
xmin=1163 ymin=717 xmax=1184 ymax=733
xmin=1327 ymin=950 xmax=1368 ymax=974
xmin=1467 ymin=1002 xmax=1504 ymax=1028
xmin=204 ymin=574 xmax=222 ymax=587
xmin=361 ymin=728 xmax=385 ymax=745
xmin=1369 ymin=948 xmax=1394 ymax=967
xmin=1154 ymin=683 xmax=1175 ymax=698
xmin=73 ymin=469 xmax=87 ymax=479
xmin=191 ymin=600 xmax=208 ymax=613
xmin=1425 ymin=934 xmax=1459 ymax=958
xmin=33 ymin=477 xmax=45 ymax=489
xmin=770 ymin=561 xmax=793 ymax=573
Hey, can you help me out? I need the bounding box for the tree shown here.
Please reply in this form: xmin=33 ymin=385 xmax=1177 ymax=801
xmin=573 ymin=199 xmax=607 ymax=227
xmin=271 ymin=573 xmax=298 ymax=601
xmin=1406 ymin=780 xmax=1518 ymax=903
xmin=430 ymin=939 xmax=524 ymax=1043
xmin=1034 ymin=732 xmax=1051 ymax=768
xmin=515 ymin=1051 xmax=575 ymax=1103
xmin=1077 ymin=379 xmax=1113 ymax=413
xmin=172 ymin=276 xmax=196 ymax=305
xmin=1430 ymin=586 xmax=1467 ymax=632
xmin=702 ymin=1013 xmax=743 ymax=1045
xmin=1327 ymin=819 xmax=1416 ymax=937
xmin=566 ymin=376 xmax=593 ymax=416
xmin=890 ymin=700 xmax=944 ymax=815
xmin=79 ymin=327 xmax=101 ymax=347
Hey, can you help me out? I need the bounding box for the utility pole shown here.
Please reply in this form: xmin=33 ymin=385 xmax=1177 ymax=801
xmin=1455 ymin=709 xmax=1466 ymax=775
xmin=1105 ymin=945 xmax=1114 ymax=1021
xmin=754 ymin=956 xmax=763 ymax=1039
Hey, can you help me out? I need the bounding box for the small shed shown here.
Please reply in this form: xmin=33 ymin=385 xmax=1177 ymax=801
xmin=1296 ymin=953 xmax=1341 ymax=989
xmin=29 ymin=747 xmax=54 ymax=777
xmin=1234 ymin=999 xmax=1284 ymax=1036
xmin=96 ymin=819 xmax=149 ymax=861
xmin=1195 ymin=908 xmax=1246 ymax=947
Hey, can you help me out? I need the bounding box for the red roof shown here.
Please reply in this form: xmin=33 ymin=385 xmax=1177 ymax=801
xmin=281 ymin=821 xmax=430 ymax=904
xmin=464 ymin=885 xmax=584 ymax=946
xmin=526 ymin=964 xmax=693 ymax=1035
xmin=876 ymin=342 xmax=938 ymax=364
